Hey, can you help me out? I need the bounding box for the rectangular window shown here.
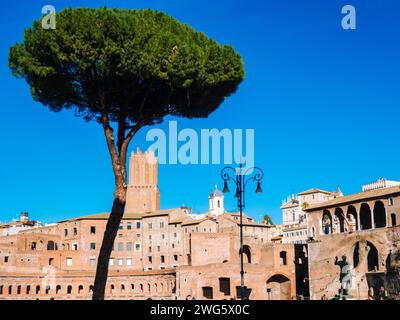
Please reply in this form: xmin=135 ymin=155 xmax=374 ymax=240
xmin=4 ymin=256 xmax=9 ymax=263
xmin=202 ymin=287 xmax=213 ymax=299
xmin=73 ymin=244 xmax=78 ymax=251
xmin=136 ymin=222 xmax=141 ymax=229
xmin=149 ymin=246 xmax=152 ymax=253
xmin=89 ymin=258 xmax=96 ymax=266
xmin=90 ymin=226 xmax=96 ymax=234
xmin=174 ymin=254 xmax=178 ymax=262
xmin=148 ymin=223 xmax=152 ymax=230
xmin=157 ymin=246 xmax=160 ymax=252
xmin=73 ymin=227 xmax=78 ymax=236
xmin=118 ymin=243 xmax=123 ymax=252
xmin=127 ymin=222 xmax=132 ymax=230
xmin=118 ymin=234 xmax=123 ymax=238
xmin=90 ymin=243 xmax=96 ymax=250
xmin=135 ymin=244 xmax=141 ymax=251
xmin=64 ymin=229 xmax=68 ymax=237
xmin=161 ymin=256 xmax=165 ymax=263
xmin=118 ymin=223 xmax=123 ymax=230
xmin=219 ymin=278 xmax=231 ymax=296
xmin=389 ymin=198 xmax=394 ymax=206
xmin=126 ymin=258 xmax=132 ymax=266
xmin=160 ymin=222 xmax=164 ymax=228
xmin=126 ymin=243 xmax=132 ymax=251
xmin=109 ymin=258 xmax=114 ymax=266
xmin=148 ymin=256 xmax=152 ymax=263
xmin=66 ymin=257 xmax=73 ymax=267
xmin=174 ymin=233 xmax=177 ymax=238
xmin=118 ymin=258 xmax=123 ymax=266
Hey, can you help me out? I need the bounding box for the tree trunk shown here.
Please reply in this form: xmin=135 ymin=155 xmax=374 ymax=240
xmin=92 ymin=184 xmax=127 ymax=300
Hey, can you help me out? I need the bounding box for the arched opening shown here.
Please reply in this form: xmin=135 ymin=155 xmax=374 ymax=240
xmin=8 ymin=285 xmax=12 ymax=295
xmin=360 ymin=203 xmax=372 ymax=230
xmin=140 ymin=284 xmax=144 ymax=293
xmin=45 ymin=286 xmax=51 ymax=295
xmin=17 ymin=285 xmax=22 ymax=295
xmin=353 ymin=242 xmax=360 ymax=268
xmin=147 ymin=283 xmax=151 ymax=293
xmin=322 ymin=210 xmax=332 ymax=235
xmin=334 ymin=208 xmax=345 ymax=233
xmin=78 ymin=285 xmax=84 ymax=294
xmin=0 ymin=285 xmax=3 ymax=295
xmin=121 ymin=284 xmax=125 ymax=293
xmin=36 ymin=285 xmax=41 ymax=295
xmin=346 ymin=206 xmax=358 ymax=232
xmin=26 ymin=285 xmax=31 ymax=295
xmin=280 ymin=251 xmax=287 ymax=266
xmin=131 ymin=284 xmax=135 ymax=291
xmin=373 ymin=201 xmax=386 ymax=228
xmin=56 ymin=285 xmax=61 ymax=294
xmin=47 ymin=241 xmax=58 ymax=251
xmin=154 ymin=283 xmax=158 ymax=294
xmin=266 ymin=274 xmax=291 ymax=300
xmin=241 ymin=245 xmax=252 ymax=264
xmin=367 ymin=241 xmax=379 ymax=272
xmin=391 ymin=213 xmax=397 ymax=226
xmin=110 ymin=284 xmax=115 ymax=294
xmin=67 ymin=285 xmax=72 ymax=295
xmin=89 ymin=285 xmax=94 ymax=293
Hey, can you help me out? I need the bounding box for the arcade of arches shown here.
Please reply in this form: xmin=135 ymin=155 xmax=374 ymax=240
xmin=319 ymin=201 xmax=395 ymax=236
xmin=0 ymin=277 xmax=176 ymax=300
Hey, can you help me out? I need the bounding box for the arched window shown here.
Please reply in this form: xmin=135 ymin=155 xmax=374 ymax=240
xmin=391 ymin=214 xmax=397 ymax=226
xmin=31 ymin=242 xmax=37 ymax=250
xmin=45 ymin=286 xmax=51 ymax=294
xmin=56 ymin=285 xmax=61 ymax=294
xmin=346 ymin=206 xmax=358 ymax=232
xmin=121 ymin=284 xmax=125 ymax=293
xmin=78 ymin=285 xmax=84 ymax=294
xmin=334 ymin=208 xmax=345 ymax=233
xmin=67 ymin=285 xmax=72 ymax=295
xmin=322 ymin=210 xmax=332 ymax=234
xmin=280 ymin=251 xmax=287 ymax=266
xmin=140 ymin=284 xmax=144 ymax=292
xmin=360 ymin=203 xmax=372 ymax=230
xmin=26 ymin=285 xmax=31 ymax=295
xmin=89 ymin=285 xmax=94 ymax=293
xmin=373 ymin=201 xmax=386 ymax=228
xmin=217 ymin=200 xmax=220 ymax=208
xmin=241 ymin=245 xmax=252 ymax=264
xmin=8 ymin=285 xmax=12 ymax=295
xmin=0 ymin=285 xmax=3 ymax=295
xmin=367 ymin=241 xmax=379 ymax=272
xmin=17 ymin=285 xmax=22 ymax=295
xmin=36 ymin=285 xmax=41 ymax=295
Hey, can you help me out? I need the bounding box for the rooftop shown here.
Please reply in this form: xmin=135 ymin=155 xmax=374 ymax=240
xmin=304 ymin=185 xmax=400 ymax=211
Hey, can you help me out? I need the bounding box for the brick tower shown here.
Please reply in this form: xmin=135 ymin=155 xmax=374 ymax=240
xmin=125 ymin=148 xmax=160 ymax=213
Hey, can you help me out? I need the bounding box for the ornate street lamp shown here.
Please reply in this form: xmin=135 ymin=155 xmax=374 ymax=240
xmin=221 ymin=163 xmax=264 ymax=300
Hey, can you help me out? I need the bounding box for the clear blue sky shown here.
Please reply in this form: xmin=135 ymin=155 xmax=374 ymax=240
xmin=0 ymin=0 xmax=399 ymax=224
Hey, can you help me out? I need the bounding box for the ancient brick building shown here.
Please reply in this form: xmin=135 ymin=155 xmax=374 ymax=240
xmin=305 ymin=184 xmax=400 ymax=299
xmin=0 ymin=150 xmax=301 ymax=300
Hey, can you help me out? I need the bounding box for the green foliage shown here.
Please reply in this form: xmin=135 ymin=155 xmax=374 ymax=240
xmin=9 ymin=8 xmax=244 ymax=124
xmin=263 ymin=214 xmax=273 ymax=225
xmin=302 ymin=202 xmax=309 ymax=209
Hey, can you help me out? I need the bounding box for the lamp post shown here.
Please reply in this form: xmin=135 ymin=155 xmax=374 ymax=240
xmin=221 ymin=163 xmax=264 ymax=300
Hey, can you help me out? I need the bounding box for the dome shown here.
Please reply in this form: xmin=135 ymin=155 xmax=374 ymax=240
xmin=209 ymin=185 xmax=223 ymax=198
